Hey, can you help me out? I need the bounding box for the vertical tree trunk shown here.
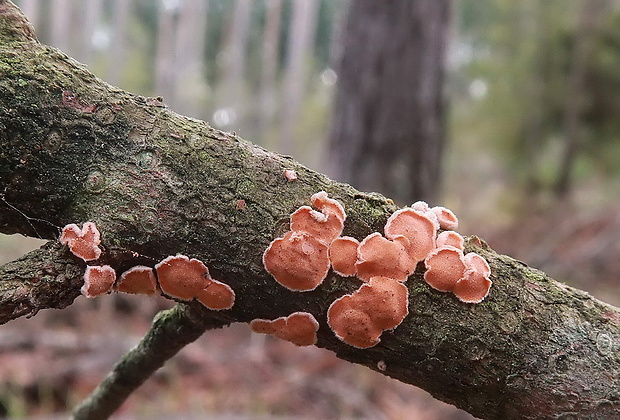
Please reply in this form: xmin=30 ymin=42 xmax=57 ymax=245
xmin=49 ymin=0 xmax=73 ymax=53
xmin=258 ymin=0 xmax=282 ymax=143
xmin=106 ymin=0 xmax=131 ymax=87
xmin=76 ymin=0 xmax=103 ymax=66
xmin=278 ymin=0 xmax=320 ymax=155
xmin=555 ymin=0 xmax=605 ymax=197
xmin=155 ymin=0 xmax=179 ymax=105
xmin=173 ymin=0 xmax=209 ymax=118
xmin=326 ymin=0 xmax=450 ymax=205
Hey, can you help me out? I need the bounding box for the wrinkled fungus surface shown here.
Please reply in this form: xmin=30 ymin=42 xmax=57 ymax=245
xmin=356 ymin=233 xmax=415 ymax=282
xmin=250 ymin=312 xmax=319 ymax=346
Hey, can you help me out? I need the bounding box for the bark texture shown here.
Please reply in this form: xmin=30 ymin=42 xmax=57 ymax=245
xmin=326 ymin=0 xmax=450 ymax=205
xmin=0 ymin=3 xmax=619 ymax=419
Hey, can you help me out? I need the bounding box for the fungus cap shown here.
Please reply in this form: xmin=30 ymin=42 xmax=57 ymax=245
xmin=117 ymin=265 xmax=158 ymax=295
xmin=328 ymin=236 xmax=359 ymax=277
xmin=155 ymin=255 xmax=211 ymax=300
xmin=283 ymin=169 xmax=298 ymax=181
xmin=431 ymin=206 xmax=459 ymax=231
xmin=310 ymin=191 xmax=346 ymax=222
xmin=82 ymin=265 xmax=116 ymax=298
xmin=59 ymin=222 xmax=102 ymax=261
xmin=436 ymin=231 xmax=464 ymax=250
xmin=197 ymin=279 xmax=235 ymax=310
xmin=250 ymin=312 xmax=319 ymax=346
xmin=423 ymin=246 xmax=467 ymax=292
xmin=263 ymin=231 xmax=330 ymax=291
xmin=384 ymin=208 xmax=437 ymax=262
xmin=327 ymin=276 xmax=409 ymax=349
xmin=453 ymin=253 xmax=492 ymax=303
xmin=355 ymin=233 xmax=415 ymax=282
xmin=290 ymin=206 xmax=344 ymax=244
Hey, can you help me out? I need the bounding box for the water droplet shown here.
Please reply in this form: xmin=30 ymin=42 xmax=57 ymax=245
xmin=377 ymin=360 xmax=386 ymax=371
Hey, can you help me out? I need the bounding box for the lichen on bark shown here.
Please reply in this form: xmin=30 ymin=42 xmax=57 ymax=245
xmin=0 ymin=1 xmax=618 ymax=419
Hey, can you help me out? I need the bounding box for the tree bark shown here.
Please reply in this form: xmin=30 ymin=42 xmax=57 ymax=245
xmin=326 ymin=0 xmax=449 ymax=205
xmin=0 ymin=2 xmax=619 ymax=419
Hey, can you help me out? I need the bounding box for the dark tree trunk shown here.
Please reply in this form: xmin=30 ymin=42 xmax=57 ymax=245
xmin=326 ymin=0 xmax=450 ymax=205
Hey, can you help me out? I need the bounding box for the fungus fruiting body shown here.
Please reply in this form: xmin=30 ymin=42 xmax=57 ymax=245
xmin=116 ymin=266 xmax=158 ymax=295
xmin=196 ymin=279 xmax=235 ymax=310
xmin=436 ymin=231 xmax=464 ymax=250
xmin=311 ymin=191 xmax=346 ymax=222
xmin=384 ymin=208 xmax=437 ymax=262
xmin=423 ymin=246 xmax=467 ymax=292
xmin=59 ymin=222 xmax=102 ymax=261
xmin=327 ymin=276 xmax=409 ymax=349
xmin=329 ymin=236 xmax=360 ymax=277
xmin=283 ymin=169 xmax=298 ymax=181
xmin=453 ymin=253 xmax=492 ymax=303
xmin=155 ymin=255 xmax=235 ymax=309
xmin=355 ymin=233 xmax=415 ymax=282
xmin=290 ymin=206 xmax=344 ymax=244
xmin=82 ymin=265 xmax=116 ymax=298
xmin=250 ymin=312 xmax=319 ymax=346
xmin=155 ymin=255 xmax=210 ymax=300
xmin=431 ymin=206 xmax=459 ymax=230
xmin=263 ymin=231 xmax=330 ymax=291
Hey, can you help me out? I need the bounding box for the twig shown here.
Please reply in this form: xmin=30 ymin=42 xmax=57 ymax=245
xmin=71 ymin=303 xmax=230 ymax=420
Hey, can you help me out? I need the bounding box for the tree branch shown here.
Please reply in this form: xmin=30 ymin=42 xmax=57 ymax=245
xmin=71 ymin=303 xmax=231 ymax=420
xmin=0 ymin=1 xmax=619 ymax=419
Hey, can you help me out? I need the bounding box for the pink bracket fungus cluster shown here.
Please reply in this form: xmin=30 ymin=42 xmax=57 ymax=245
xmin=261 ymin=194 xmax=493 ymax=350
xmin=60 ymin=222 xmax=102 ymax=261
xmin=59 ymin=224 xmax=235 ymax=309
xmin=250 ymin=312 xmax=319 ymax=347
xmin=262 ymin=191 xmax=345 ymax=291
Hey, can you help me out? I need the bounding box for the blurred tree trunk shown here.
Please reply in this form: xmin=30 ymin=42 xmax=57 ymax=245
xmin=155 ymin=0 xmax=178 ymax=104
xmin=258 ymin=0 xmax=282 ymax=143
xmin=173 ymin=0 xmax=209 ymax=118
xmin=326 ymin=0 xmax=450 ymax=205
xmin=49 ymin=0 xmax=72 ymax=53
xmin=106 ymin=0 xmax=130 ymax=87
xmin=278 ymin=0 xmax=319 ymax=155
xmin=76 ymin=0 xmax=103 ymax=66
xmin=555 ymin=0 xmax=605 ymax=197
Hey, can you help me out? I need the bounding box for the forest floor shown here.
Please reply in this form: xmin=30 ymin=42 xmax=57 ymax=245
xmin=0 ymin=190 xmax=618 ymax=419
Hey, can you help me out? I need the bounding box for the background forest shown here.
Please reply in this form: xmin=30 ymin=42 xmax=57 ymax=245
xmin=1 ymin=0 xmax=619 ymax=418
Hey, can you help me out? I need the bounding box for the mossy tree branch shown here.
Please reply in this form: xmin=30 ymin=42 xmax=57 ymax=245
xmin=0 ymin=2 xmax=619 ymax=419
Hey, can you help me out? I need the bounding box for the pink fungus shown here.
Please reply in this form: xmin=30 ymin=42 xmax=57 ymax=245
xmin=116 ymin=266 xmax=158 ymax=296
xmin=311 ymin=191 xmax=346 ymax=222
xmin=59 ymin=222 xmax=102 ymax=262
xmin=263 ymin=231 xmax=330 ymax=291
xmin=290 ymin=206 xmax=344 ymax=244
xmin=283 ymin=169 xmax=298 ymax=181
xmin=431 ymin=206 xmax=459 ymax=230
xmin=196 ymin=279 xmax=236 ymax=310
xmin=327 ymin=276 xmax=409 ymax=349
xmin=355 ymin=233 xmax=416 ymax=282
xmin=384 ymin=208 xmax=437 ymax=262
xmin=250 ymin=312 xmax=319 ymax=346
xmin=329 ymin=236 xmax=360 ymax=277
xmin=436 ymin=231 xmax=464 ymax=250
xmin=82 ymin=265 xmax=116 ymax=298
xmin=423 ymin=246 xmax=467 ymax=292
xmin=453 ymin=253 xmax=492 ymax=303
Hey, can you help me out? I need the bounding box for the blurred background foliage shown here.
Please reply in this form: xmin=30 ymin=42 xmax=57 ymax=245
xmin=2 ymin=0 xmax=620 ymax=418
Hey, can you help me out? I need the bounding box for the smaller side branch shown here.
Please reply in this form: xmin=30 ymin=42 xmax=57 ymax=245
xmin=0 ymin=241 xmax=83 ymax=324
xmin=71 ymin=302 xmax=231 ymax=420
